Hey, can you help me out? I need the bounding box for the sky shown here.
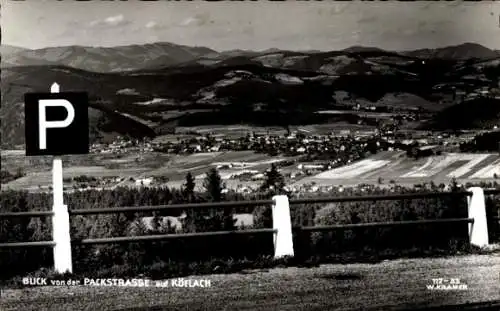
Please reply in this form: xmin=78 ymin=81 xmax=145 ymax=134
xmin=1 ymin=0 xmax=500 ymax=51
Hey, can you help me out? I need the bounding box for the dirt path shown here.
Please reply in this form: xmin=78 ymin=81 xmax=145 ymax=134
xmin=1 ymin=254 xmax=499 ymax=311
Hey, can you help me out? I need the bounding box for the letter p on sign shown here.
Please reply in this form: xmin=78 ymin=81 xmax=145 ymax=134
xmin=38 ymin=99 xmax=75 ymax=150
xmin=24 ymin=88 xmax=89 ymax=156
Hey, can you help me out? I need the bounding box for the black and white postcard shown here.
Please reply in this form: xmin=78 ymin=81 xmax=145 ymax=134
xmin=1 ymin=1 xmax=500 ymax=310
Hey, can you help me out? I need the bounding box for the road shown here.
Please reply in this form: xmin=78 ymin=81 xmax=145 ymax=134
xmin=1 ymin=254 xmax=499 ymax=311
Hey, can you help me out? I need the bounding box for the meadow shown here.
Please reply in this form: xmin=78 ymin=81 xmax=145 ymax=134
xmin=298 ymin=151 xmax=500 ymax=187
xmin=1 ymin=150 xmax=286 ymax=191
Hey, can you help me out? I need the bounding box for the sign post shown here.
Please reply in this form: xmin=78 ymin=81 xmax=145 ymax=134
xmin=50 ymin=83 xmax=73 ymax=274
xmin=24 ymin=82 xmax=89 ymax=274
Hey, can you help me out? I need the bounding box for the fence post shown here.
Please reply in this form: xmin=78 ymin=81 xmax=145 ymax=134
xmin=51 ymin=82 xmax=73 ymax=273
xmin=467 ymin=187 xmax=489 ymax=248
xmin=272 ymin=195 xmax=294 ymax=258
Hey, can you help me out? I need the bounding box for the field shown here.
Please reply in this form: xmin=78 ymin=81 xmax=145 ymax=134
xmin=297 ymin=152 xmax=500 ymax=187
xmin=1 ymin=254 xmax=499 ymax=311
xmin=1 ymin=150 xmax=291 ymax=191
xmin=175 ymin=124 xmax=379 ymax=137
xmin=3 ymin=149 xmax=500 ymax=191
xmin=316 ymin=110 xmax=401 ymax=119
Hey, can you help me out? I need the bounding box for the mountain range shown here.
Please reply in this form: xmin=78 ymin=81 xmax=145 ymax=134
xmin=2 ymin=42 xmax=500 ymax=73
xmin=2 ymin=42 xmax=500 ymax=148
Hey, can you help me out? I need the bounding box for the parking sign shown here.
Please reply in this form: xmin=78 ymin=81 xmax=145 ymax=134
xmin=24 ymin=83 xmax=89 ymax=156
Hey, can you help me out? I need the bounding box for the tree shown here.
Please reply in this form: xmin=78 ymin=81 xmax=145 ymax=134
xmin=183 ymin=172 xmax=196 ymax=202
xmin=201 ymin=168 xmax=236 ymax=231
xmin=203 ymin=168 xmax=224 ymax=203
xmin=406 ymin=142 xmax=420 ymax=160
xmin=181 ymin=172 xmax=204 ymax=233
xmin=260 ymin=163 xmax=286 ymax=195
xmin=366 ymin=138 xmax=378 ymax=155
xmin=15 ymin=167 xmax=25 ymax=178
xmin=450 ymin=177 xmax=459 ymax=192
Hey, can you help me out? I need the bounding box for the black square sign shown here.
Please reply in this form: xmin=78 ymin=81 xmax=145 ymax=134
xmin=24 ymin=92 xmax=89 ymax=156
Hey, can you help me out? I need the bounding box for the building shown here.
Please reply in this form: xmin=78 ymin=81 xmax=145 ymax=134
xmin=135 ymin=177 xmax=154 ymax=186
xmin=415 ymin=145 xmax=441 ymax=157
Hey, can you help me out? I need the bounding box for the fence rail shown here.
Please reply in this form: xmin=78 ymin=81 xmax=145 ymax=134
xmin=0 ymin=187 xmax=498 ymax=273
xmin=72 ymin=228 xmax=277 ymax=245
xmin=68 ymin=199 xmax=274 ymax=216
xmin=0 ymin=210 xmax=54 ymax=218
xmin=0 ymin=241 xmax=56 ymax=248
xmin=1 ymin=190 xmax=498 ymax=219
xmin=290 ymin=191 xmax=470 ymax=204
xmin=300 ymin=218 xmax=474 ymax=231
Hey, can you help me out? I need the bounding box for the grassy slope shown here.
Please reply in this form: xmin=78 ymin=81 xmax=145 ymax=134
xmin=1 ymin=254 xmax=499 ymax=311
xmin=421 ymin=98 xmax=500 ymax=130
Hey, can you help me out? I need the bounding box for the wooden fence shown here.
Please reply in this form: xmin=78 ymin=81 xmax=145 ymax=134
xmin=0 ymin=187 xmax=499 ymax=274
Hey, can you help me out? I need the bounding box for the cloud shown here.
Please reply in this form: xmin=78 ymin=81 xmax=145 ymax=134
xmin=444 ymin=1 xmax=463 ymax=7
xmin=89 ymin=14 xmax=130 ymax=28
xmin=421 ymin=2 xmax=433 ymax=10
xmin=329 ymin=3 xmax=351 ymax=15
xmin=180 ymin=17 xmax=197 ymax=27
xmin=180 ymin=13 xmax=211 ymax=27
xmin=145 ymin=21 xmax=158 ymax=29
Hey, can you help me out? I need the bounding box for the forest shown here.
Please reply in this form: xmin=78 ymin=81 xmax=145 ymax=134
xmin=1 ymin=166 xmax=499 ymax=283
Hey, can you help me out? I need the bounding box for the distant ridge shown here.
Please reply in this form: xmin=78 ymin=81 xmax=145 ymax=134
xmin=1 ymin=42 xmax=219 ymax=73
xmin=2 ymin=42 xmax=498 ymax=73
xmin=343 ymin=46 xmax=386 ymax=53
xmin=0 ymin=45 xmax=30 ymax=56
xmin=402 ymin=42 xmax=499 ymax=60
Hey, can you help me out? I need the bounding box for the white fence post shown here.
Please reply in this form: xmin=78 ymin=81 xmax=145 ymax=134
xmin=467 ymin=187 xmax=489 ymax=248
xmin=50 ymin=82 xmax=73 ymax=273
xmin=272 ymin=195 xmax=294 ymax=258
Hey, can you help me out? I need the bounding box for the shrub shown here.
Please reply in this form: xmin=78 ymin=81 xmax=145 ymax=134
xmin=1 ymin=182 xmax=498 ymax=284
xmin=1 ymin=169 xmax=26 ymax=184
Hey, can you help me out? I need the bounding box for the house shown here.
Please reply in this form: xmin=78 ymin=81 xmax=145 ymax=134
xmin=455 ymin=90 xmax=466 ymax=100
xmin=466 ymin=93 xmax=479 ymax=99
xmin=251 ymin=173 xmax=265 ymax=180
xmin=415 ymin=145 xmax=440 ymax=157
xmin=302 ymin=164 xmax=324 ymax=170
xmin=135 ymin=177 xmax=154 ymax=186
